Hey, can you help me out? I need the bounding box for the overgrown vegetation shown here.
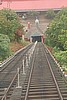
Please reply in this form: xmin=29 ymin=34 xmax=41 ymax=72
xmin=53 ymin=48 xmax=67 ymax=72
xmin=45 ymin=8 xmax=67 ymax=71
xmin=45 ymin=9 xmax=56 ymax=19
xmin=0 ymin=9 xmax=24 ymax=41
xmin=27 ymin=11 xmax=40 ymax=19
xmin=20 ymin=40 xmax=30 ymax=47
xmin=0 ymin=9 xmax=25 ymax=61
xmin=0 ymin=34 xmax=11 ymax=61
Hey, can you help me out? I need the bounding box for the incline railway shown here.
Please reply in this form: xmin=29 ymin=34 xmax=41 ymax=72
xmin=0 ymin=43 xmax=35 ymax=100
xmin=0 ymin=42 xmax=67 ymax=100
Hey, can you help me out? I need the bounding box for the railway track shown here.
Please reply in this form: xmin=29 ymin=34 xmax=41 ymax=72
xmin=0 ymin=43 xmax=67 ymax=100
xmin=21 ymin=43 xmax=67 ymax=100
xmin=0 ymin=43 xmax=35 ymax=100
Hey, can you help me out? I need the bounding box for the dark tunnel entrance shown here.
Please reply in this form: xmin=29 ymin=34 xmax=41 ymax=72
xmin=31 ymin=32 xmax=43 ymax=42
xmin=31 ymin=36 xmax=42 ymax=42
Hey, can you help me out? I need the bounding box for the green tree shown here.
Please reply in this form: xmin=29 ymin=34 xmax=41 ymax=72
xmin=0 ymin=9 xmax=24 ymax=41
xmin=27 ymin=11 xmax=40 ymax=18
xmin=46 ymin=8 xmax=67 ymax=50
xmin=0 ymin=34 xmax=10 ymax=61
xmin=45 ymin=9 xmax=55 ymax=19
xmin=0 ymin=9 xmax=17 ymax=21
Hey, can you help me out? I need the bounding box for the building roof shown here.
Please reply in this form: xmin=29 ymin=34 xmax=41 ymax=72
xmin=25 ymin=24 xmax=44 ymax=39
xmin=0 ymin=0 xmax=67 ymax=11
xmin=31 ymin=32 xmax=42 ymax=37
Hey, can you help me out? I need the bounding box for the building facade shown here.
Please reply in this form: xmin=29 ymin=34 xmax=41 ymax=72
xmin=0 ymin=0 xmax=67 ymax=12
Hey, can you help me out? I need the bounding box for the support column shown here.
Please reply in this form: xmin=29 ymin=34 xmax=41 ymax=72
xmin=16 ymin=68 xmax=22 ymax=88
xmin=22 ymin=59 xmax=26 ymax=74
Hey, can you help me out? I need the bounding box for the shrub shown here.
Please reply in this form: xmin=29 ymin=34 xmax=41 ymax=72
xmin=0 ymin=34 xmax=11 ymax=61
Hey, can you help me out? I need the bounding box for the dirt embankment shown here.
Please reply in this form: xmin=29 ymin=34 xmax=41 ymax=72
xmin=10 ymin=42 xmax=24 ymax=52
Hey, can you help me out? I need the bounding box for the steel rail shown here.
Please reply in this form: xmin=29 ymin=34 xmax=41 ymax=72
xmin=1 ymin=72 xmax=18 ymax=100
xmin=1 ymin=54 xmax=26 ymax=100
xmin=24 ymin=48 xmax=36 ymax=100
xmin=1 ymin=43 xmax=64 ymax=100
xmin=43 ymin=44 xmax=63 ymax=100
xmin=1 ymin=42 xmax=36 ymax=100
xmin=1 ymin=50 xmax=30 ymax=100
xmin=0 ymin=43 xmax=32 ymax=72
xmin=44 ymin=44 xmax=67 ymax=83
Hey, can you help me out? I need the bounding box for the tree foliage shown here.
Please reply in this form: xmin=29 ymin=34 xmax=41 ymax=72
xmin=46 ymin=8 xmax=67 ymax=50
xmin=27 ymin=11 xmax=40 ymax=18
xmin=45 ymin=9 xmax=55 ymax=19
xmin=45 ymin=8 xmax=67 ymax=70
xmin=0 ymin=9 xmax=24 ymax=41
xmin=0 ymin=34 xmax=10 ymax=61
xmin=0 ymin=9 xmax=18 ymax=21
xmin=54 ymin=49 xmax=67 ymax=71
xmin=0 ymin=9 xmax=25 ymax=61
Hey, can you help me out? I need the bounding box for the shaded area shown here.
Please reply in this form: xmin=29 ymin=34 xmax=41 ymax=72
xmin=31 ymin=33 xmax=42 ymax=42
xmin=0 ymin=81 xmax=10 ymax=88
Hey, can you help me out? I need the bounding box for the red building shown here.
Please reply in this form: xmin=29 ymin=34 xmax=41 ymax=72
xmin=0 ymin=0 xmax=67 ymax=11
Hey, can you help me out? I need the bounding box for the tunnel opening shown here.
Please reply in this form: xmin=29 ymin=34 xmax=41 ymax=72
xmin=31 ymin=36 xmax=42 ymax=42
xmin=31 ymin=32 xmax=44 ymax=43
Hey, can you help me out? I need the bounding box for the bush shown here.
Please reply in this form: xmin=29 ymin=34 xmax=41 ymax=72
xmin=20 ymin=40 xmax=30 ymax=46
xmin=0 ymin=34 xmax=11 ymax=61
xmin=45 ymin=9 xmax=55 ymax=19
xmin=54 ymin=50 xmax=67 ymax=71
xmin=45 ymin=8 xmax=67 ymax=71
xmin=0 ymin=9 xmax=24 ymax=42
xmin=46 ymin=8 xmax=67 ymax=50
